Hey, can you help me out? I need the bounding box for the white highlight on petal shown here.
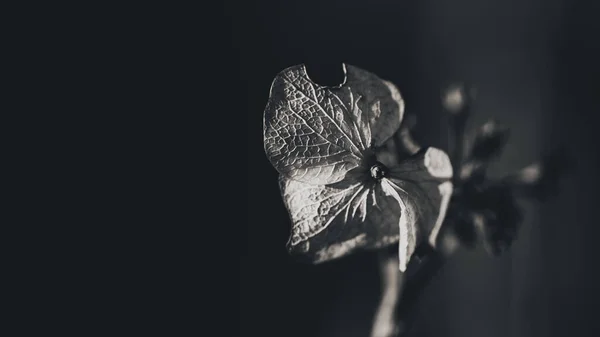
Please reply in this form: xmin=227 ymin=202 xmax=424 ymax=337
xmin=382 ymin=80 xmax=405 ymax=123
xmin=424 ymin=147 xmax=453 ymax=179
xmin=315 ymin=233 xmax=367 ymax=262
xmin=397 ymin=206 xmax=409 ymax=272
xmin=428 ymin=181 xmax=453 ymax=248
xmin=380 ymin=179 xmax=411 ymax=272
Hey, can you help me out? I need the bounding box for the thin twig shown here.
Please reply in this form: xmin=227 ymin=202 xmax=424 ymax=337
xmin=443 ymin=84 xmax=472 ymax=176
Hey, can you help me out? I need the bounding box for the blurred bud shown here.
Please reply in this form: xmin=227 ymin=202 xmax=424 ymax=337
xmin=436 ymin=224 xmax=461 ymax=257
xmin=459 ymin=161 xmax=486 ymax=182
xmin=468 ymin=120 xmax=510 ymax=162
xmin=442 ymin=200 xmax=478 ymax=249
xmin=515 ymin=163 xmax=542 ymax=184
xmin=473 ymin=184 xmax=523 ymax=256
xmin=443 ymin=84 xmax=466 ymax=113
xmin=443 ymin=83 xmax=474 ymax=114
xmin=504 ymin=147 xmax=573 ymax=201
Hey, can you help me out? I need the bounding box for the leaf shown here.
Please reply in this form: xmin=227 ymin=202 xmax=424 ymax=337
xmin=264 ymin=64 xmax=404 ymax=185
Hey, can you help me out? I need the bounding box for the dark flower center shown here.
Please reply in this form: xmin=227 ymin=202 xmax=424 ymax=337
xmin=370 ymin=162 xmax=388 ymax=180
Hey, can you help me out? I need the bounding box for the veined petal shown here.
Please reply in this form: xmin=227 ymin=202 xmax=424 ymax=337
xmin=264 ymin=64 xmax=404 ymax=185
xmin=279 ymin=176 xmax=403 ymax=264
xmin=387 ymin=147 xmax=454 ymax=270
xmin=279 ymin=147 xmax=454 ymax=270
xmin=379 ymin=179 xmax=416 ymax=272
xmin=341 ymin=66 xmax=404 ymax=148
xmin=279 ymin=175 xmax=365 ymax=248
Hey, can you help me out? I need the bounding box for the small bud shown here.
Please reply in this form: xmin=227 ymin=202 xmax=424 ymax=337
xmin=468 ymin=120 xmax=510 ymax=162
xmin=443 ymin=84 xmax=466 ymax=113
xmin=503 ymin=147 xmax=573 ymax=201
xmin=472 ymin=184 xmax=522 ymax=256
xmin=443 ymin=83 xmax=474 ymax=114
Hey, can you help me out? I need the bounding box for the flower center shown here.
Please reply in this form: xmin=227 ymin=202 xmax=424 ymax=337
xmin=370 ymin=162 xmax=388 ymax=180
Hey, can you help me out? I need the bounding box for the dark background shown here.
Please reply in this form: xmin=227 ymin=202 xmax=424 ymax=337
xmin=238 ymin=0 xmax=600 ymax=336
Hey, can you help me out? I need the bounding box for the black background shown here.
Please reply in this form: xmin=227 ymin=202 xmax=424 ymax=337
xmin=13 ymin=1 xmax=599 ymax=335
xmin=237 ymin=0 xmax=600 ymax=336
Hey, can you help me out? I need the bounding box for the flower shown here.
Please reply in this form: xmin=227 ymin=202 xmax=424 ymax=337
xmin=263 ymin=64 xmax=454 ymax=271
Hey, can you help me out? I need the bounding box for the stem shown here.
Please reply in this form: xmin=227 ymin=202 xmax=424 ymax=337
xmin=396 ymin=245 xmax=444 ymax=336
xmin=370 ymin=245 xmax=448 ymax=337
xmin=443 ymin=84 xmax=472 ymax=176
xmin=371 ymin=248 xmax=404 ymax=337
xmin=369 ymin=85 xmax=470 ymax=336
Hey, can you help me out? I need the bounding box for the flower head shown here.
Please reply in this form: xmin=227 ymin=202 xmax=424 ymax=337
xmin=263 ymin=64 xmax=453 ymax=271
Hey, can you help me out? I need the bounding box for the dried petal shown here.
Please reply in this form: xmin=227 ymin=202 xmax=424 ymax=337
xmin=278 ymin=147 xmax=453 ymax=271
xmin=264 ymin=64 xmax=404 ymax=185
xmin=279 ymin=176 xmax=401 ymax=264
xmin=388 ymin=147 xmax=454 ymax=269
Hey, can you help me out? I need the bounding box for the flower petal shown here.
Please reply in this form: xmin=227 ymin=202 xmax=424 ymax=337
xmin=279 ymin=175 xmax=365 ymax=248
xmin=279 ymin=176 xmax=403 ymax=264
xmin=387 ymin=147 xmax=454 ymax=270
xmin=343 ymin=65 xmax=405 ymax=148
xmin=279 ymin=147 xmax=454 ymax=270
xmin=264 ymin=64 xmax=404 ymax=185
